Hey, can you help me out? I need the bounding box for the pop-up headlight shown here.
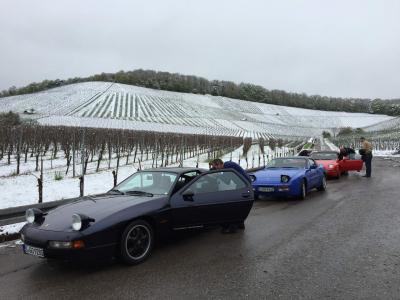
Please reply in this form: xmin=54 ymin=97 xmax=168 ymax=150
xmin=71 ymin=213 xmax=95 ymax=231
xmin=25 ymin=208 xmax=46 ymax=224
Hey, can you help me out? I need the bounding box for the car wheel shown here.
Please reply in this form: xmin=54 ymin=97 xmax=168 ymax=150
xmin=120 ymin=219 xmax=154 ymax=265
xmin=336 ymin=169 xmax=341 ymax=179
xmin=317 ymin=176 xmax=327 ymax=191
xmin=299 ymin=180 xmax=307 ymax=200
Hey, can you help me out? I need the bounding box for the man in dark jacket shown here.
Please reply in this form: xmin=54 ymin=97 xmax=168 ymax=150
xmin=209 ymin=158 xmax=250 ymax=233
xmin=209 ymin=158 xmax=251 ymax=183
xmin=338 ymin=145 xmax=356 ymax=160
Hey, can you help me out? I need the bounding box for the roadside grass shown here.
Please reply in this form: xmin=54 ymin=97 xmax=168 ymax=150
xmin=54 ymin=171 xmax=63 ymax=181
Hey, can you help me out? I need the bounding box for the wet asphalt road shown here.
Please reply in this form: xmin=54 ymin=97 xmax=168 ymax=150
xmin=1 ymin=157 xmax=400 ymax=300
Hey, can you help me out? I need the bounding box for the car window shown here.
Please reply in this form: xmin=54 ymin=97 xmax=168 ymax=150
xmin=115 ymin=171 xmax=177 ymax=195
xmin=186 ymin=171 xmax=246 ymax=195
xmin=267 ymin=158 xmax=307 ymax=169
xmin=172 ymin=171 xmax=201 ymax=194
xmin=310 ymin=152 xmax=338 ymax=160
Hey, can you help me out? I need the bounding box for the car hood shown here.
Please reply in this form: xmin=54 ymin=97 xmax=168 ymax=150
xmin=252 ymin=168 xmax=305 ymax=184
xmin=37 ymin=193 xmax=168 ymax=232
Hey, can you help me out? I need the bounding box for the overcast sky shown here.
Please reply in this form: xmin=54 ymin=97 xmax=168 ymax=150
xmin=1 ymin=0 xmax=399 ymax=99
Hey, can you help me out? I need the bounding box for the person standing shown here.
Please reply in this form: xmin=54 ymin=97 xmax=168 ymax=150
xmin=209 ymin=158 xmax=251 ymax=183
xmin=360 ymin=137 xmax=373 ymax=178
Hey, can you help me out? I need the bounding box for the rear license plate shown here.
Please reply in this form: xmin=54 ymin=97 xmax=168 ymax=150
xmin=23 ymin=244 xmax=45 ymax=258
xmin=259 ymin=187 xmax=275 ymax=192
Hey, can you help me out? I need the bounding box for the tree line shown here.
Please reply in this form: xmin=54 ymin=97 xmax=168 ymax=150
xmin=1 ymin=69 xmax=399 ymax=116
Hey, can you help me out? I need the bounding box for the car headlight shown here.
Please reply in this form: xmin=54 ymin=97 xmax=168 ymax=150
xmin=25 ymin=208 xmax=46 ymax=224
xmin=72 ymin=214 xmax=82 ymax=231
xmin=281 ymin=175 xmax=290 ymax=183
xmin=26 ymin=209 xmax=35 ymax=224
xmin=71 ymin=213 xmax=95 ymax=231
xmin=328 ymin=164 xmax=334 ymax=169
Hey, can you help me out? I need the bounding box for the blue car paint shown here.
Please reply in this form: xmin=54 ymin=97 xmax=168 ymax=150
xmin=250 ymin=158 xmax=325 ymax=198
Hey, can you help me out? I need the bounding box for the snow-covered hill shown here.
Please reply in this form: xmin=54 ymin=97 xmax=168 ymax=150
xmin=0 ymin=82 xmax=393 ymax=138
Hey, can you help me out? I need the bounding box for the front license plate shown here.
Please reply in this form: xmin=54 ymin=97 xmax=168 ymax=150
xmin=259 ymin=187 xmax=275 ymax=192
xmin=23 ymin=244 xmax=45 ymax=258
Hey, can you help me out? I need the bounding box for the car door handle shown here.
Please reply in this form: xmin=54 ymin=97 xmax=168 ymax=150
xmin=241 ymin=193 xmax=250 ymax=198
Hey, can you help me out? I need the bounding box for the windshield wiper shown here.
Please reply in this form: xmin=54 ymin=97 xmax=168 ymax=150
xmin=125 ymin=190 xmax=154 ymax=197
xmin=108 ymin=189 xmax=125 ymax=195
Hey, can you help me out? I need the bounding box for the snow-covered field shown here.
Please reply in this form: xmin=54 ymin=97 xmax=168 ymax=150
xmin=0 ymin=82 xmax=394 ymax=138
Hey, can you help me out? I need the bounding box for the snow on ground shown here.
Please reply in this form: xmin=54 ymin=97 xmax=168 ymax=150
xmin=373 ymin=150 xmax=400 ymax=157
xmin=324 ymin=139 xmax=400 ymax=157
xmin=0 ymin=222 xmax=25 ymax=236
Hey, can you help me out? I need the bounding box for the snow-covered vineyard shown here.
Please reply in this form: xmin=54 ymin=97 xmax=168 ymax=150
xmin=0 ymin=82 xmax=394 ymax=138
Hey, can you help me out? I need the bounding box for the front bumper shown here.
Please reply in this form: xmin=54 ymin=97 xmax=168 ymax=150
xmin=20 ymin=225 xmax=115 ymax=261
xmin=253 ymin=184 xmax=297 ymax=198
xmin=325 ymin=169 xmax=339 ymax=177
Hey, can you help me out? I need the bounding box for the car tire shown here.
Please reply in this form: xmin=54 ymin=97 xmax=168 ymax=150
xmin=299 ymin=180 xmax=307 ymax=200
xmin=317 ymin=176 xmax=327 ymax=191
xmin=336 ymin=169 xmax=341 ymax=179
xmin=120 ymin=219 xmax=154 ymax=265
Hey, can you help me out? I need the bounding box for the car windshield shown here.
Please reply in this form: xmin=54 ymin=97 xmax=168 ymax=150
xmin=310 ymin=152 xmax=338 ymax=160
xmin=266 ymin=158 xmax=307 ymax=169
xmin=112 ymin=171 xmax=178 ymax=195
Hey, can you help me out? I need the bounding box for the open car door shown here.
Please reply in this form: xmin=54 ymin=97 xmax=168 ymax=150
xmin=340 ymin=157 xmax=363 ymax=172
xmin=169 ymin=169 xmax=254 ymax=229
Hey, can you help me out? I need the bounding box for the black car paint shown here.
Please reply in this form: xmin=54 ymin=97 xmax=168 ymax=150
xmin=20 ymin=168 xmax=254 ymax=261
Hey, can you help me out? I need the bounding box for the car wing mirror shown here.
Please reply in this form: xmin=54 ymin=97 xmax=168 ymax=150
xmin=182 ymin=190 xmax=194 ymax=201
xmin=310 ymin=165 xmax=317 ymax=169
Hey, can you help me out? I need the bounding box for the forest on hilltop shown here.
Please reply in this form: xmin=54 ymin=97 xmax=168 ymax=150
xmin=1 ymin=69 xmax=399 ymax=116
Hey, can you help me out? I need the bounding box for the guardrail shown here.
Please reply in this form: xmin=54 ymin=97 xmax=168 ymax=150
xmin=0 ymin=198 xmax=77 ymax=227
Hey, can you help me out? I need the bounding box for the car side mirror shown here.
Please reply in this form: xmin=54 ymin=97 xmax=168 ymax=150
xmin=182 ymin=190 xmax=194 ymax=201
xmin=310 ymin=165 xmax=317 ymax=169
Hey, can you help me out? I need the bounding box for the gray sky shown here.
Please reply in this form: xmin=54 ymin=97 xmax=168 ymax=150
xmin=1 ymin=0 xmax=399 ymax=99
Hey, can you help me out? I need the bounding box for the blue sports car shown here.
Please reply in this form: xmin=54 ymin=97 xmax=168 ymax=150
xmin=249 ymin=157 xmax=326 ymax=200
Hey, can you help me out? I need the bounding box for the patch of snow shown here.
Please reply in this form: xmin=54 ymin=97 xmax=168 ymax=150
xmin=0 ymin=222 xmax=26 ymax=235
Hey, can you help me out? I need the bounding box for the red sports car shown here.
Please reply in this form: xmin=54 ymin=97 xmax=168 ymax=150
xmin=310 ymin=151 xmax=363 ymax=179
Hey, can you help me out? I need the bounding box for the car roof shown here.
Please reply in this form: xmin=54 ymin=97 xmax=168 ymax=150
xmin=138 ymin=167 xmax=207 ymax=174
xmin=312 ymin=151 xmax=338 ymax=154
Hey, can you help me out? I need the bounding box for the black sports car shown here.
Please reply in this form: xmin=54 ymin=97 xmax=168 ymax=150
xmin=20 ymin=167 xmax=254 ymax=265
